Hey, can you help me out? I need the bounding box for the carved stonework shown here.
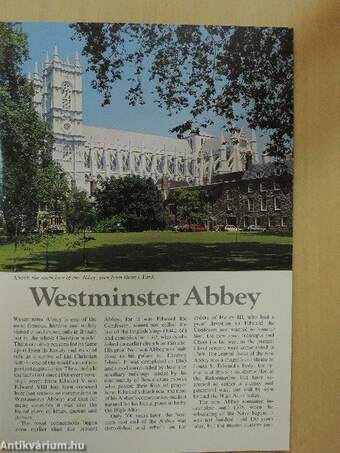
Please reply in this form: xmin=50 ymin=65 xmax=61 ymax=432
xmin=33 ymin=47 xmax=261 ymax=195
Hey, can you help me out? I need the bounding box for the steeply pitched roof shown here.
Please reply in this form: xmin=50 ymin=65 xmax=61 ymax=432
xmin=83 ymin=125 xmax=192 ymax=155
xmin=212 ymin=171 xmax=245 ymax=183
xmin=242 ymin=160 xmax=293 ymax=180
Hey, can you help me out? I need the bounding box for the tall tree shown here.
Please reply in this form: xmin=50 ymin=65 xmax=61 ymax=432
xmin=64 ymin=185 xmax=95 ymax=233
xmin=71 ymin=24 xmax=293 ymax=158
xmin=0 ymin=23 xmax=67 ymax=240
xmin=95 ymin=175 xmax=165 ymax=231
xmin=171 ymin=188 xmax=207 ymax=227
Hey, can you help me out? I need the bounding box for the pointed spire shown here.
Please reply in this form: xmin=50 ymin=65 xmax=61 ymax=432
xmin=33 ymin=62 xmax=40 ymax=80
xmin=75 ymin=50 xmax=80 ymax=66
xmin=250 ymin=129 xmax=260 ymax=163
xmin=53 ymin=44 xmax=59 ymax=62
xmin=251 ymin=128 xmax=257 ymax=143
xmin=27 ymin=72 xmax=32 ymax=81
xmin=45 ymin=50 xmax=49 ymax=64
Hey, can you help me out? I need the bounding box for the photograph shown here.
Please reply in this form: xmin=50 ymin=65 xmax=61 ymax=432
xmin=0 ymin=22 xmax=293 ymax=271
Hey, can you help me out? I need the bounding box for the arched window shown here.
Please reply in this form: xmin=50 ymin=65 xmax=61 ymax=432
xmin=63 ymin=145 xmax=72 ymax=161
xmin=84 ymin=150 xmax=91 ymax=168
xmin=157 ymin=156 xmax=164 ymax=173
xmin=96 ymin=150 xmax=105 ymax=170
xmin=62 ymin=81 xmax=72 ymax=110
xmin=110 ymin=152 xmax=117 ymax=171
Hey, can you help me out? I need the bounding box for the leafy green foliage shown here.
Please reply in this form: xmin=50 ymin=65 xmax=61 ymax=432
xmin=71 ymin=23 xmax=293 ymax=157
xmin=0 ymin=23 xmax=69 ymax=240
xmin=95 ymin=215 xmax=124 ymax=232
xmin=171 ymin=188 xmax=207 ymax=225
xmin=95 ymin=175 xmax=165 ymax=231
xmin=64 ymin=185 xmax=95 ymax=233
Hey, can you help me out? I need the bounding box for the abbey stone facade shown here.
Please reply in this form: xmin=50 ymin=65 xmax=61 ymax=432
xmin=30 ymin=46 xmax=263 ymax=196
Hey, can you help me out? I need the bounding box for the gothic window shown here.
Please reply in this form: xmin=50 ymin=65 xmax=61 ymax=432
xmin=63 ymin=145 xmax=72 ymax=162
xmin=178 ymin=158 xmax=185 ymax=175
xmin=145 ymin=154 xmax=153 ymax=173
xmin=168 ymin=157 xmax=175 ymax=175
xmin=227 ymin=156 xmax=234 ymax=170
xmin=96 ymin=150 xmax=105 ymax=170
xmin=110 ymin=152 xmax=117 ymax=171
xmin=204 ymin=159 xmax=210 ymax=175
xmin=62 ymin=81 xmax=72 ymax=110
xmin=156 ymin=156 xmax=164 ymax=173
xmin=214 ymin=156 xmax=221 ymax=171
xmin=122 ymin=153 xmax=130 ymax=171
xmin=187 ymin=160 xmax=194 ymax=176
xmin=84 ymin=150 xmax=91 ymax=168
xmin=134 ymin=154 xmax=142 ymax=171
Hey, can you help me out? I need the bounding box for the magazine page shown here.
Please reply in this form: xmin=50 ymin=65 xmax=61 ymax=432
xmin=0 ymin=22 xmax=293 ymax=452
xmin=0 ymin=271 xmax=291 ymax=452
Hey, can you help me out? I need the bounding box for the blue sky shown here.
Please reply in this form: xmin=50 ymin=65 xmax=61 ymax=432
xmin=22 ymin=22 xmax=267 ymax=151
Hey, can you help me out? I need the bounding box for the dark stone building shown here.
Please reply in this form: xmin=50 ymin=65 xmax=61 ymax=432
xmin=167 ymin=160 xmax=293 ymax=234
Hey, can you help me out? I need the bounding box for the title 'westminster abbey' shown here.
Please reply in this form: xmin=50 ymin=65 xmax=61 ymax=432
xmin=30 ymin=46 xmax=263 ymax=195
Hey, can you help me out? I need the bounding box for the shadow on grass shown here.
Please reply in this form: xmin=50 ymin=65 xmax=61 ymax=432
xmin=2 ymin=241 xmax=292 ymax=272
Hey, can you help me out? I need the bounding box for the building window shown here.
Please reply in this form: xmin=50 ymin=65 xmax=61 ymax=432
xmin=274 ymin=197 xmax=281 ymax=211
xmin=122 ymin=153 xmax=130 ymax=172
xmin=227 ymin=202 xmax=232 ymax=211
xmin=268 ymin=216 xmax=275 ymax=227
xmin=90 ymin=180 xmax=96 ymax=196
xmin=168 ymin=157 xmax=175 ymax=175
xmin=110 ymin=153 xmax=117 ymax=171
xmin=248 ymin=183 xmax=254 ymax=193
xmin=248 ymin=198 xmax=254 ymax=211
xmin=134 ymin=154 xmax=142 ymax=172
xmin=275 ymin=166 xmax=283 ymax=176
xmin=96 ymin=150 xmax=105 ymax=170
xmin=178 ymin=158 xmax=185 ymax=175
xmin=261 ymin=197 xmax=267 ymax=211
xmin=84 ymin=150 xmax=91 ymax=168
xmin=157 ymin=156 xmax=165 ymax=173
xmin=145 ymin=154 xmax=153 ymax=173
xmin=274 ymin=181 xmax=280 ymax=190
xmin=188 ymin=160 xmax=194 ymax=175
xmin=62 ymin=81 xmax=72 ymax=110
xmin=260 ymin=182 xmax=265 ymax=192
xmin=63 ymin=145 xmax=72 ymax=162
xmin=281 ymin=217 xmax=288 ymax=227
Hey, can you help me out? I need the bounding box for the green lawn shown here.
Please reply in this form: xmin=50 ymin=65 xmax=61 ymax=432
xmin=0 ymin=231 xmax=292 ymax=272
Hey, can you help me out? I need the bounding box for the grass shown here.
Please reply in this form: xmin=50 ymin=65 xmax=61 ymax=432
xmin=0 ymin=231 xmax=292 ymax=272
